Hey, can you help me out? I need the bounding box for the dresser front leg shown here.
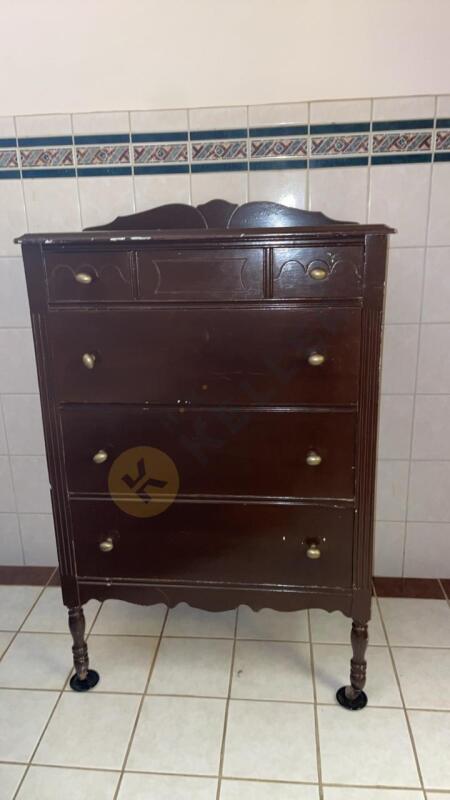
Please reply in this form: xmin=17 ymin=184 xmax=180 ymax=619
xmin=68 ymin=606 xmax=100 ymax=692
xmin=336 ymin=620 xmax=368 ymax=710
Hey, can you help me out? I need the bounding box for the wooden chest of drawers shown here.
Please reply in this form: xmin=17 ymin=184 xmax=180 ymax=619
xmin=18 ymin=199 xmax=393 ymax=709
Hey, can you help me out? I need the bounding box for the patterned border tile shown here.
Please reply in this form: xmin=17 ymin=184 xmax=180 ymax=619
xmin=311 ymin=134 xmax=368 ymax=156
xmin=133 ymin=143 xmax=188 ymax=164
xmin=250 ymin=137 xmax=307 ymax=160
xmin=76 ymin=144 xmax=130 ymax=167
xmin=0 ymin=149 xmax=18 ymax=169
xmin=191 ymin=140 xmax=247 ymax=162
xmin=20 ymin=148 xmax=74 ymax=168
xmin=436 ymin=130 xmax=450 ymax=151
xmin=372 ymin=131 xmax=432 ymax=153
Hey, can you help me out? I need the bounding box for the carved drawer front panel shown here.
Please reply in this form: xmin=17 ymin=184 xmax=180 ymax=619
xmin=71 ymin=499 xmax=354 ymax=589
xmin=44 ymin=250 xmax=133 ymax=303
xmin=61 ymin=406 xmax=356 ymax=500
xmin=48 ymin=306 xmax=361 ymax=405
xmin=137 ymin=248 xmax=264 ymax=301
xmin=272 ymin=245 xmax=363 ymax=298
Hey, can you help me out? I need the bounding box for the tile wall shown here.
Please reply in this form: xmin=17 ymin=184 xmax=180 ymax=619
xmin=0 ymin=95 xmax=449 ymax=576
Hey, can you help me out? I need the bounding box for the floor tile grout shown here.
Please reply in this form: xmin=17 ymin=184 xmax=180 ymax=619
xmin=308 ymin=609 xmax=324 ymax=800
xmin=0 ymin=572 xmax=58 ymax=667
xmin=215 ymin=607 xmax=239 ymax=800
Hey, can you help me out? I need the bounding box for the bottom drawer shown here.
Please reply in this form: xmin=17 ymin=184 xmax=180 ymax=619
xmin=71 ymin=500 xmax=354 ymax=589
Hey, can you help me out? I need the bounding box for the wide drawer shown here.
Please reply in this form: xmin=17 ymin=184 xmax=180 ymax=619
xmin=71 ymin=499 xmax=354 ymax=588
xmin=273 ymin=245 xmax=363 ymax=299
xmin=44 ymin=249 xmax=134 ymax=303
xmin=137 ymin=247 xmax=264 ymax=300
xmin=49 ymin=306 xmax=361 ymax=405
xmin=61 ymin=406 xmax=356 ymax=499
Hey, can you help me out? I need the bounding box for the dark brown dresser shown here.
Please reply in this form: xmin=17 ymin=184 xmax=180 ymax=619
xmin=17 ymin=200 xmax=393 ymax=710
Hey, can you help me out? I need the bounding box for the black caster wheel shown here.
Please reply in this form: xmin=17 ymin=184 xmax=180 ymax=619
xmin=336 ymin=685 xmax=368 ymax=710
xmin=70 ymin=669 xmax=100 ymax=692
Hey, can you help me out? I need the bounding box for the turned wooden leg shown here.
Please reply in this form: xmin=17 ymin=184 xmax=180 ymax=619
xmin=336 ymin=620 xmax=368 ymax=710
xmin=68 ymin=606 xmax=99 ymax=692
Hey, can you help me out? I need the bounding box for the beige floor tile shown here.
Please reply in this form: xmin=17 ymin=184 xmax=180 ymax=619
xmin=0 ymin=688 xmax=58 ymax=762
xmin=231 ymin=640 xmax=313 ymax=702
xmin=91 ymin=600 xmax=166 ymax=636
xmin=236 ymin=607 xmax=309 ymax=641
xmin=0 ymin=631 xmax=14 ymax=658
xmin=314 ymin=644 xmax=402 ymax=706
xmin=0 ymin=586 xmax=41 ymax=631
xmin=310 ymin=606 xmax=386 ymax=645
xmin=220 ymin=779 xmax=319 ymax=799
xmin=16 ymin=766 xmax=120 ymax=799
xmin=323 ymin=789 xmax=423 ymax=799
xmin=393 ymin=647 xmax=450 ymax=709
xmin=0 ymin=763 xmax=26 ymax=800
xmin=33 ymin=692 xmax=140 ymax=769
xmin=223 ymin=699 xmax=317 ymax=782
xmin=0 ymin=633 xmax=71 ymax=690
xmin=379 ymin=599 xmax=450 ymax=647
xmin=318 ymin=706 xmax=420 ymax=787
xmin=127 ymin=695 xmax=226 ymax=775
xmin=409 ymin=710 xmax=450 ymax=790
xmin=164 ymin=603 xmax=236 ymax=638
xmin=22 ymin=588 xmax=99 ymax=634
xmin=85 ymin=635 xmax=158 ymax=693
xmin=148 ymin=637 xmax=233 ymax=697
xmin=118 ymin=772 xmax=217 ymax=799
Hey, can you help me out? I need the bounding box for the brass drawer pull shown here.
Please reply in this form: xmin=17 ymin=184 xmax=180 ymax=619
xmin=75 ymin=272 xmax=93 ymax=285
xmin=82 ymin=353 xmax=96 ymax=370
xmin=309 ymin=266 xmax=328 ymax=281
xmin=306 ymin=542 xmax=321 ymax=560
xmin=306 ymin=450 xmax=322 ymax=467
xmin=99 ymin=537 xmax=114 ymax=553
xmin=308 ymin=352 xmax=325 ymax=367
xmin=93 ymin=450 xmax=108 ymax=465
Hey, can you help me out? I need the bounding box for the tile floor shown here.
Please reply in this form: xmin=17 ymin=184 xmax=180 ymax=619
xmin=0 ymin=579 xmax=449 ymax=799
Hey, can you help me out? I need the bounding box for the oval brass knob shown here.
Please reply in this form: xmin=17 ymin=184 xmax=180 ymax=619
xmin=306 ymin=542 xmax=321 ymax=560
xmin=309 ymin=266 xmax=328 ymax=281
xmin=99 ymin=537 xmax=114 ymax=553
xmin=75 ymin=272 xmax=93 ymax=285
xmin=93 ymin=449 xmax=108 ymax=465
xmin=308 ymin=352 xmax=325 ymax=367
xmin=82 ymin=353 xmax=96 ymax=370
xmin=306 ymin=451 xmax=322 ymax=467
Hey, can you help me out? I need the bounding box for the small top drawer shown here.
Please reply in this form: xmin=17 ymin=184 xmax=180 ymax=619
xmin=44 ymin=250 xmax=133 ymax=303
xmin=273 ymin=245 xmax=363 ymax=298
xmin=137 ymin=248 xmax=264 ymax=301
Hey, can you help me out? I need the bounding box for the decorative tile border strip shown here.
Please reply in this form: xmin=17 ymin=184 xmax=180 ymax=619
xmin=0 ymin=116 xmax=449 ymax=178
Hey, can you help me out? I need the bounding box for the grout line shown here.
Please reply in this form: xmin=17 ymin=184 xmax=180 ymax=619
xmin=308 ymin=609 xmax=324 ymax=800
xmin=127 ymin=110 xmax=136 ymax=214
xmin=111 ymin=605 xmax=170 ymax=800
xmin=215 ymin=607 xmax=239 ymax=800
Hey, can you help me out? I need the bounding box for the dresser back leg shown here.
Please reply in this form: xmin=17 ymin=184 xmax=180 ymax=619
xmin=336 ymin=620 xmax=368 ymax=710
xmin=68 ymin=606 xmax=100 ymax=692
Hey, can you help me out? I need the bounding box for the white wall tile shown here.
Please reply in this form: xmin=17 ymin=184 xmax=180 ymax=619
xmin=249 ymin=103 xmax=308 ymax=127
xmin=0 ymin=257 xmax=30 ymax=328
xmin=134 ymin=173 xmax=190 ymax=211
xmin=373 ymin=96 xmax=435 ymax=120
xmin=375 ymin=460 xmax=410 ymax=521
xmin=19 ymin=513 xmax=57 ymax=566
xmin=78 ymin=175 xmax=134 ymax=228
xmin=0 ymin=329 xmax=38 ymax=393
xmin=374 ymin=521 xmax=405 ymax=577
xmin=16 ymin=114 xmax=72 ymax=138
xmin=408 ymin=461 xmax=450 ymax=522
xmin=0 ymin=513 xmax=23 ymax=564
xmin=417 ymin=323 xmax=450 ymax=393
xmin=422 ymin=246 xmax=450 ymax=322
xmin=0 ymin=179 xmax=27 ymax=257
xmin=368 ymin=163 xmax=431 ymax=246
xmin=72 ymin=111 xmax=129 ymax=135
xmin=23 ymin=178 xmax=81 ymax=232
xmin=384 ymin=248 xmax=424 ymax=324
xmin=427 ymin=163 xmax=450 ymax=246
xmin=2 ymin=395 xmax=45 ymax=455
xmin=380 ymin=325 xmax=419 ymax=394
xmin=308 ymin=166 xmax=368 ymax=224
xmin=248 ymin=168 xmax=306 ymax=208
xmin=10 ymin=456 xmax=51 ymax=513
xmin=412 ymin=395 xmax=450 ymax=459
xmin=0 ymin=457 xmax=15 ymax=512
xmin=189 ymin=106 xmax=247 ymax=131
xmin=191 ymin=171 xmax=248 ymax=206
xmin=0 ymin=116 xmax=16 ymax=138
xmin=437 ymin=95 xmax=450 ymax=116
xmin=378 ymin=395 xmax=414 ymax=459
xmin=130 ymin=108 xmax=188 ymax=133
xmin=310 ymin=99 xmax=370 ymax=124
xmin=404 ymin=522 xmax=450 ymax=578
